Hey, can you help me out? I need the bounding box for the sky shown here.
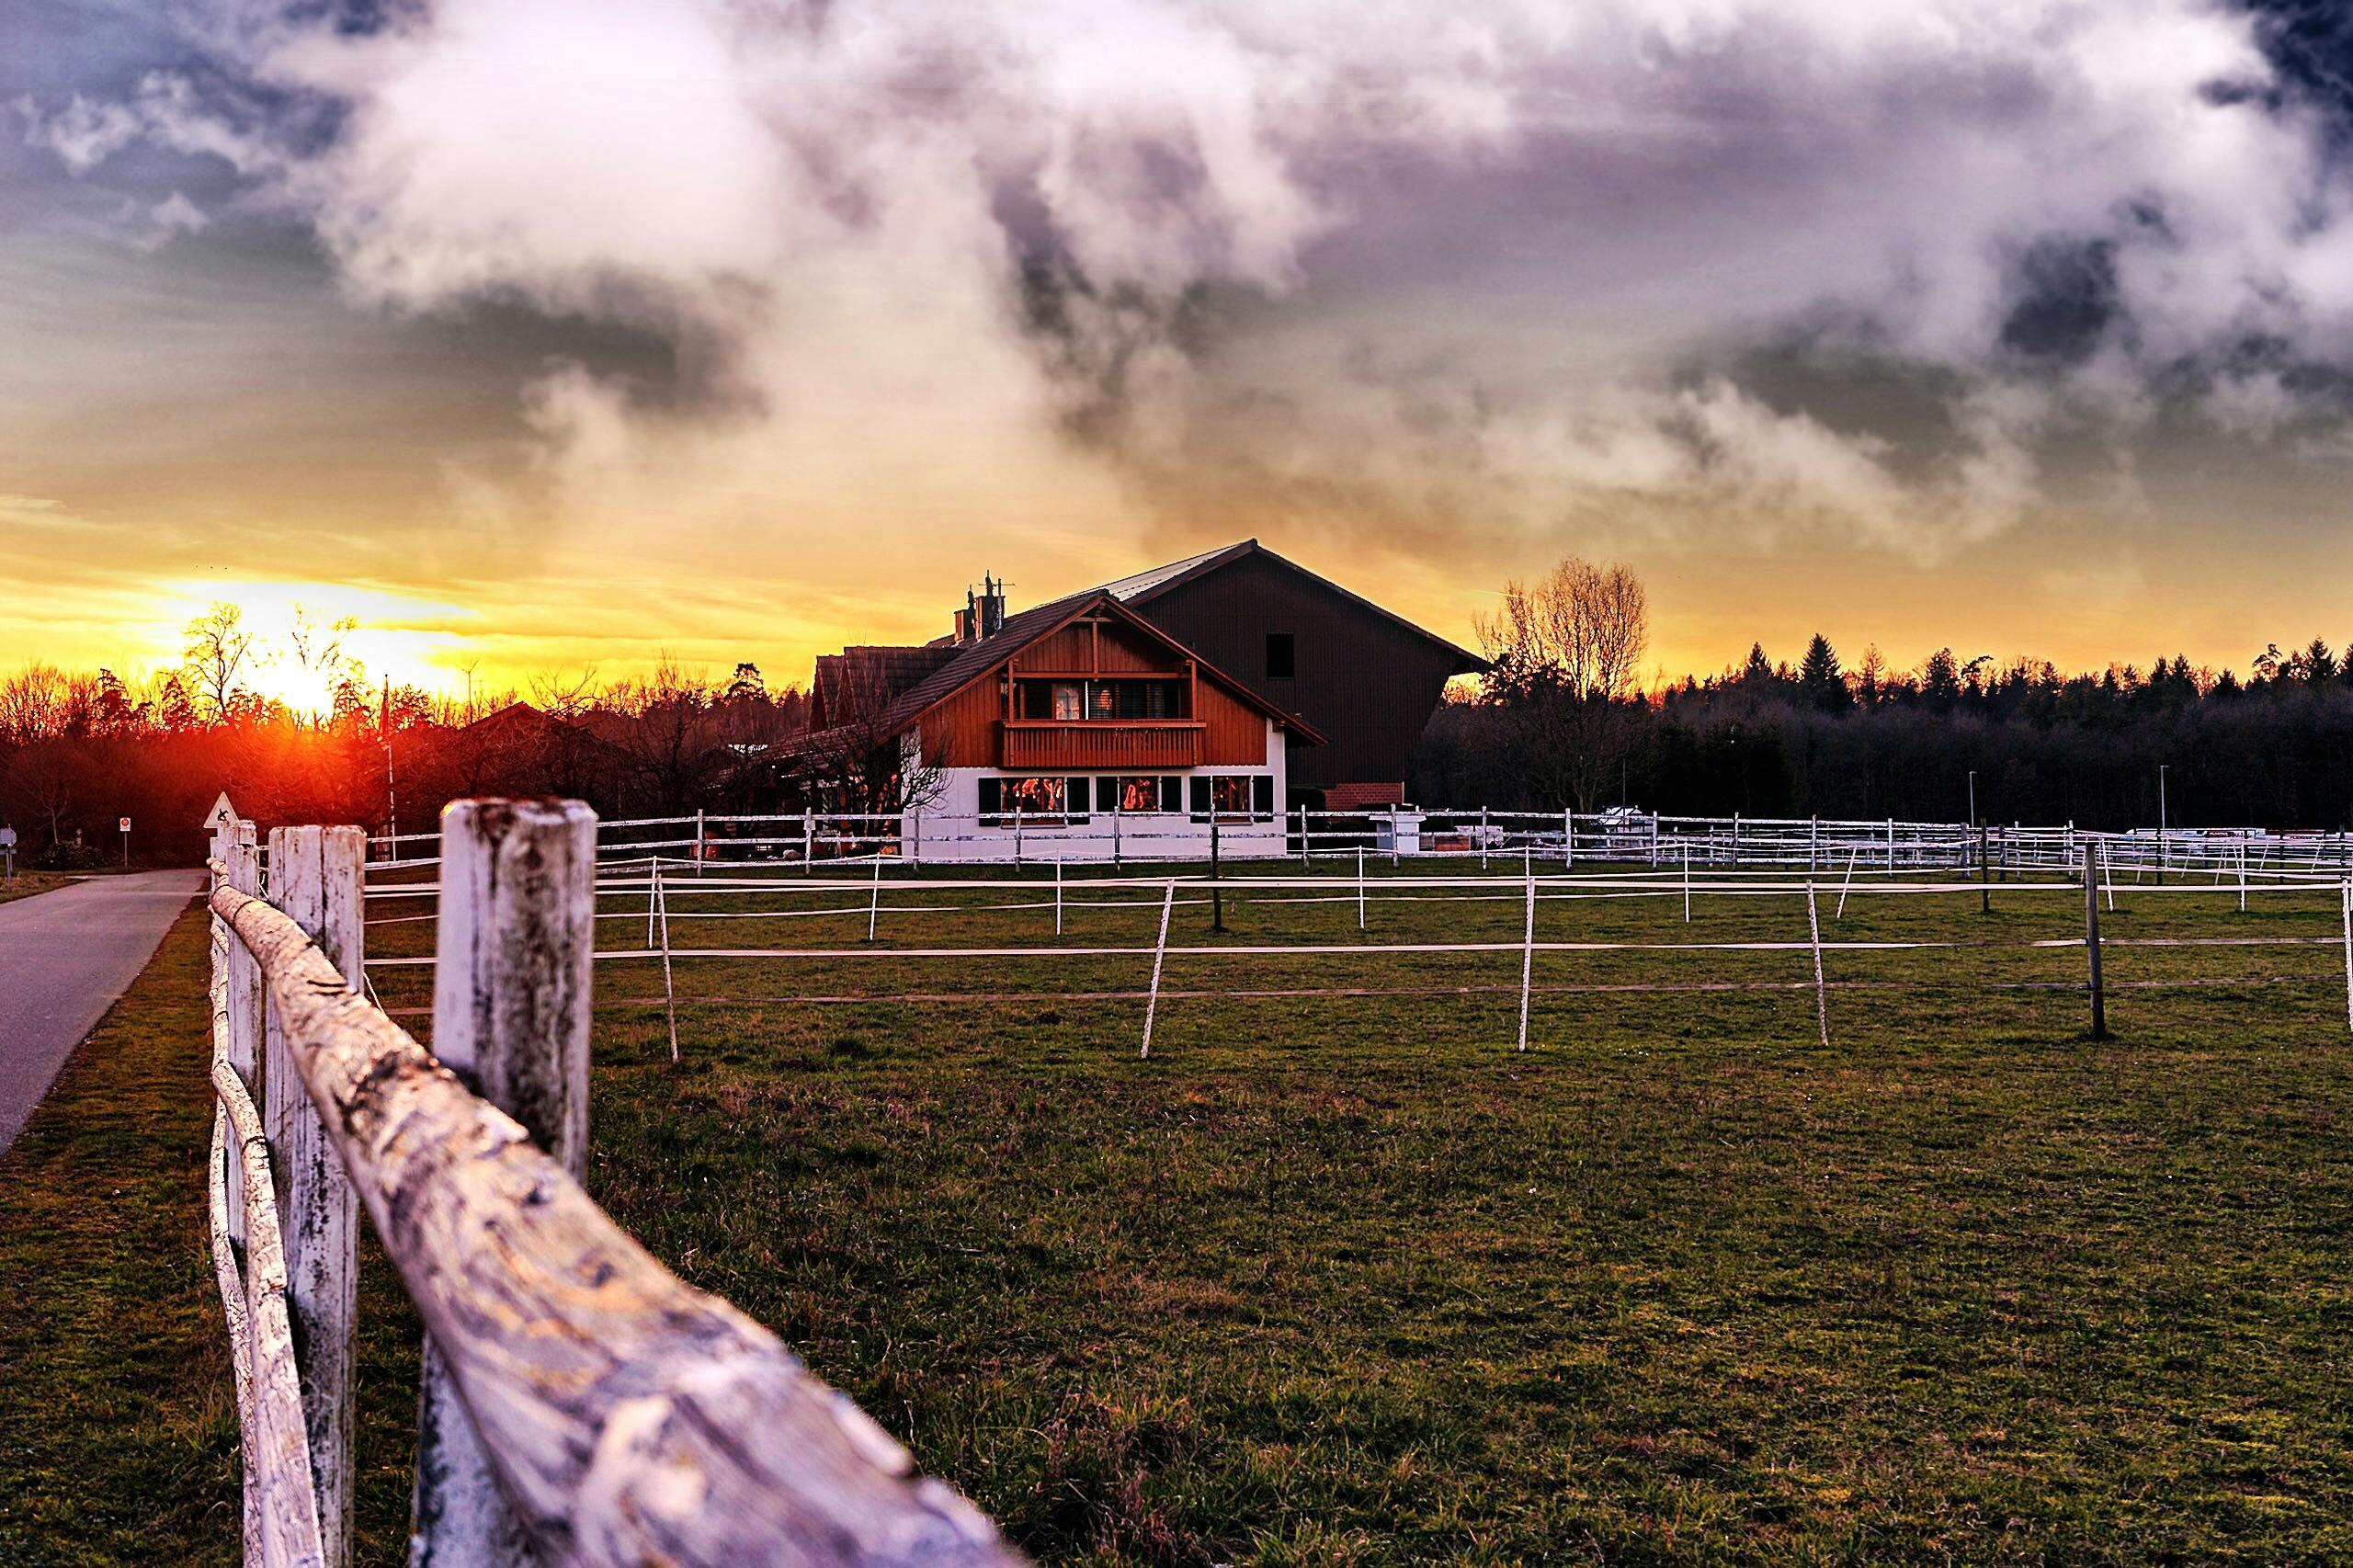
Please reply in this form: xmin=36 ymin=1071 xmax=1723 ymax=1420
xmin=5 ymin=0 xmax=2353 ymax=701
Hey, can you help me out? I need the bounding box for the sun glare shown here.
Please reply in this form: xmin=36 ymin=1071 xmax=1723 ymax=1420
xmin=153 ymin=579 xmax=472 ymax=714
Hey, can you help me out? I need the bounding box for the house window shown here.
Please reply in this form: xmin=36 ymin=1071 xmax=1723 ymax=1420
xmin=1266 ymin=633 xmax=1295 ymax=679
xmin=1188 ymin=774 xmax=1273 ymax=823
xmin=1120 ymin=776 xmax=1176 ymax=812
xmin=1051 ymin=682 xmax=1085 ymax=721
xmin=980 ymin=775 xmax=1087 ymax=826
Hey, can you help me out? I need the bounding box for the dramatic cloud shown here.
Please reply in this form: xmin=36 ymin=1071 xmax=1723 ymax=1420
xmin=23 ymin=0 xmax=2353 ymax=586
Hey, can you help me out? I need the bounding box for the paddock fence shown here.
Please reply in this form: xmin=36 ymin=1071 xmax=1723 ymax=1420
xmin=208 ymin=795 xmax=2353 ymax=1560
xmin=353 ymin=815 xmax=2353 ymax=1066
xmin=362 ymin=806 xmax=2353 ymax=881
xmin=201 ymin=795 xmax=1021 ymax=1568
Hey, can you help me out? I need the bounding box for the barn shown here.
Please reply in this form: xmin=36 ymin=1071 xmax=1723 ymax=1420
xmin=800 ymin=541 xmax=1477 ymax=858
xmin=1102 ymin=540 xmax=1484 ymax=809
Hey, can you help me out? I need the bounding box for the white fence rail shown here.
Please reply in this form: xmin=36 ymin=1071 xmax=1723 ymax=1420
xmin=204 ymin=796 xmax=1021 ymax=1567
xmin=363 ymin=807 xmax=2353 ymax=882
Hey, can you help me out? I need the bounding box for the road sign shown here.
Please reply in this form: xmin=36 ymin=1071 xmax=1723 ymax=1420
xmin=0 ymin=827 xmax=15 ymax=849
xmin=119 ymin=816 xmax=131 ymax=834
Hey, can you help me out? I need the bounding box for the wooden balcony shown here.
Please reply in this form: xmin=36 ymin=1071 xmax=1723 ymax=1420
xmin=1000 ymin=720 xmax=1204 ymax=770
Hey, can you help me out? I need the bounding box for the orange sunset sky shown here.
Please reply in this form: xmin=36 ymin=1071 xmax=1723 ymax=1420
xmin=8 ymin=1 xmax=2353 ymax=700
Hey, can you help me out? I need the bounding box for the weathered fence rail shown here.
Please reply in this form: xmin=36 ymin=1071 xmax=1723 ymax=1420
xmin=204 ymin=795 xmax=1021 ymax=1567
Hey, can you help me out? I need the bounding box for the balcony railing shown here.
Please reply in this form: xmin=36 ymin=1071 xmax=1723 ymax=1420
xmin=1001 ymin=720 xmax=1204 ymax=769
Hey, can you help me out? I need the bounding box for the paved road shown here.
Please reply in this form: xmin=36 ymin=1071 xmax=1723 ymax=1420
xmin=0 ymin=869 xmax=203 ymax=1153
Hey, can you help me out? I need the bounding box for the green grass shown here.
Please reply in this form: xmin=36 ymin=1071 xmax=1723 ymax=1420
xmin=0 ymin=871 xmax=77 ymax=907
xmin=0 ymin=910 xmax=426 ymax=1565
xmin=13 ymin=858 xmax=2353 ymax=1562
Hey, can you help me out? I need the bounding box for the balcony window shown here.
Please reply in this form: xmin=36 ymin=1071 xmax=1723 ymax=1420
xmin=1014 ymin=677 xmax=1189 ymax=721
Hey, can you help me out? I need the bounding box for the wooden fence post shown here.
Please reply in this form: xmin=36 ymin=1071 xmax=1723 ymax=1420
xmin=411 ymin=798 xmax=597 ymax=1566
xmin=224 ymin=819 xmax=263 ymax=1253
xmin=1807 ymin=882 xmax=1829 ymax=1049
xmin=2340 ymin=879 xmax=2352 ymax=1038
xmin=1979 ymin=820 xmax=1991 ymax=915
xmin=2084 ymin=842 xmax=2108 ymax=1040
xmin=1142 ymin=880 xmax=1175 ymax=1059
xmin=264 ymin=824 xmax=363 ymax=1568
xmin=1516 ymin=872 xmax=1536 ymax=1051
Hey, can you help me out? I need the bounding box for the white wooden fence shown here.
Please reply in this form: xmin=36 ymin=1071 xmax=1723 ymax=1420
xmin=368 ymin=808 xmax=1996 ymax=872
xmin=204 ymin=795 xmax=1021 ymax=1567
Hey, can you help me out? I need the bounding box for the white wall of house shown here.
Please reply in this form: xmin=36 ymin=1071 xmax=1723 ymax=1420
xmin=899 ymin=719 xmax=1290 ymax=862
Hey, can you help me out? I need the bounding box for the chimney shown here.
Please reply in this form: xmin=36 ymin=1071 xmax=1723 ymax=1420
xmin=953 ymin=575 xmax=1008 ymax=643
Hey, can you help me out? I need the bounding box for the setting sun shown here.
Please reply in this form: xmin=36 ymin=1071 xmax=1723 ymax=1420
xmin=151 ymin=579 xmax=473 ymax=715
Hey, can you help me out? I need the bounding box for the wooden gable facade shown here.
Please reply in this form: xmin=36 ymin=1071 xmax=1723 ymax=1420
xmin=910 ymin=595 xmax=1310 ymax=772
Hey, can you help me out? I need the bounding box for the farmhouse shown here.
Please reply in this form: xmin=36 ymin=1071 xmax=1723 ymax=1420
xmin=801 ymin=541 xmax=1479 ymax=858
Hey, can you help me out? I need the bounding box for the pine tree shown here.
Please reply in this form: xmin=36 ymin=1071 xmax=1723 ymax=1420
xmin=1798 ymin=633 xmax=1847 ymax=710
xmin=1922 ymin=648 xmax=1961 ymax=707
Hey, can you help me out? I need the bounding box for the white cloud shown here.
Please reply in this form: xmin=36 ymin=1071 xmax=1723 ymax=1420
xmin=39 ymin=0 xmax=2353 ymax=574
xmin=17 ymin=94 xmax=142 ymax=174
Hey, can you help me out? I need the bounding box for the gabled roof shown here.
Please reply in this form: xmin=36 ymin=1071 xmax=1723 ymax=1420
xmin=813 ymin=644 xmax=958 ymax=727
xmin=876 ymin=588 xmax=1325 ymax=745
xmin=1103 ymin=538 xmax=1486 ymax=674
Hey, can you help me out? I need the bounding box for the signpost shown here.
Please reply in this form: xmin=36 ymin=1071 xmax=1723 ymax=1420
xmin=119 ymin=815 xmax=131 ymax=869
xmin=0 ymin=825 xmax=16 ymax=885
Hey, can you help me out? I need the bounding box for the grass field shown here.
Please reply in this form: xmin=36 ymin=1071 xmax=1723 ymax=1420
xmin=10 ymin=855 xmax=2353 ymax=1562
xmin=0 ymin=870 xmax=78 ymax=907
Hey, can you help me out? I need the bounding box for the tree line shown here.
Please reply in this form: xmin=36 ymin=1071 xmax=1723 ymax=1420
xmin=0 ymin=602 xmax=807 ymax=867
xmin=1414 ymin=558 xmax=2353 ymax=832
xmin=11 ymin=579 xmax=2353 ymax=867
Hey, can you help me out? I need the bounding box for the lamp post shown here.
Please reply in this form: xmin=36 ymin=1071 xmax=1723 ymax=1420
xmin=2158 ymin=763 xmax=2168 ymax=886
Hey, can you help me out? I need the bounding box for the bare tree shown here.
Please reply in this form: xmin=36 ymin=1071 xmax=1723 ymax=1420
xmin=1476 ymin=557 xmax=1652 ymax=812
xmin=529 ymin=665 xmax=604 ymax=722
xmin=1478 ymin=558 xmax=1648 ymax=704
xmin=794 ymin=659 xmax=945 ymax=822
xmin=182 ymin=602 xmax=256 ymax=721
xmin=0 ymin=664 xmax=70 ymax=745
xmin=3 ymin=740 xmax=88 ymax=848
xmin=607 ymin=657 xmax=724 ymax=812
